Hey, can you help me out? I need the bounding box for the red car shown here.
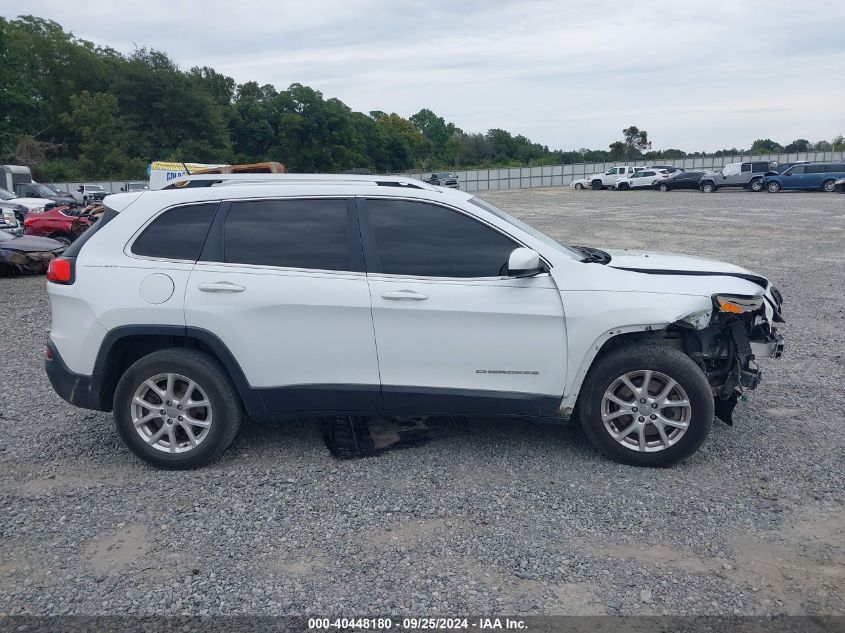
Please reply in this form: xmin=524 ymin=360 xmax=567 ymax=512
xmin=23 ymin=207 xmax=94 ymax=245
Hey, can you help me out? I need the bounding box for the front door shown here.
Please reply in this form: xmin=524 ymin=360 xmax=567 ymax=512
xmin=185 ymin=197 xmax=381 ymax=414
xmin=358 ymin=197 xmax=567 ymax=416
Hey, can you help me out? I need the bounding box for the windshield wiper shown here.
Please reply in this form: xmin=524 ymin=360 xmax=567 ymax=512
xmin=574 ymin=245 xmax=612 ymax=265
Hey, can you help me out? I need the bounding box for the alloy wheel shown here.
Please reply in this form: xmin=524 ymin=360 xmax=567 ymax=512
xmin=601 ymin=370 xmax=691 ymax=453
xmin=131 ymin=373 xmax=213 ymax=453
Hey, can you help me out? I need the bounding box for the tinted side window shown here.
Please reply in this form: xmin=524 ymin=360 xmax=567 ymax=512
xmin=788 ymin=166 xmax=806 ymax=175
xmin=132 ymin=203 xmax=217 ymax=260
xmin=805 ymin=165 xmax=825 ymax=174
xmin=824 ymin=164 xmax=844 ymax=172
xmin=367 ymin=199 xmax=518 ymax=278
xmin=224 ymin=198 xmax=349 ymax=270
xmin=741 ymin=163 xmax=752 ymax=172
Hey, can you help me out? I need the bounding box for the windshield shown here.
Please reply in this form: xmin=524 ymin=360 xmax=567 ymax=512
xmin=0 ymin=188 xmax=13 ymax=201
xmin=87 ymin=185 xmax=106 ymax=191
xmin=468 ymin=197 xmax=581 ymax=259
xmin=33 ymin=183 xmax=60 ymax=197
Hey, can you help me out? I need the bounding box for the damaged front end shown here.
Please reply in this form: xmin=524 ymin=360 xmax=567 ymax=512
xmin=0 ymin=249 xmax=57 ymax=276
xmin=676 ymin=289 xmax=785 ymax=424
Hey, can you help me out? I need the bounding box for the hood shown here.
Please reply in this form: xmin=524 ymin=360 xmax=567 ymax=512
xmin=605 ymin=249 xmax=768 ymax=288
xmin=0 ymin=235 xmax=65 ymax=253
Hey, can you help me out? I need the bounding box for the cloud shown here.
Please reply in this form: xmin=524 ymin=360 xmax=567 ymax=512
xmin=4 ymin=0 xmax=844 ymax=151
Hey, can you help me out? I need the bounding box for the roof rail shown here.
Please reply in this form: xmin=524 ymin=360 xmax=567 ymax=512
xmin=161 ymin=173 xmax=436 ymax=191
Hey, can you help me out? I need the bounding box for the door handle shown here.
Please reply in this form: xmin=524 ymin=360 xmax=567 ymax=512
xmin=381 ymin=289 xmax=428 ymax=301
xmin=198 ymin=281 xmax=246 ymax=293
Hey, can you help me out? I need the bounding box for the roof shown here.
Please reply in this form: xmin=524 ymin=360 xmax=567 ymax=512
xmin=161 ymin=172 xmax=442 ymax=192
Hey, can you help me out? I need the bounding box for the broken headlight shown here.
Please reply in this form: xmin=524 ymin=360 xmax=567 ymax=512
xmin=712 ymin=294 xmax=764 ymax=314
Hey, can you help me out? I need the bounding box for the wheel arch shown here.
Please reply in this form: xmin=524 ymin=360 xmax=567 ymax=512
xmin=93 ymin=325 xmax=260 ymax=414
xmin=560 ymin=323 xmax=697 ymax=414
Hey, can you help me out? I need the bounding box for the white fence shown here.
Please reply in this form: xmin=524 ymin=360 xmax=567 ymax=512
xmin=401 ymin=150 xmax=845 ymax=192
xmin=45 ymin=150 xmax=845 ymax=194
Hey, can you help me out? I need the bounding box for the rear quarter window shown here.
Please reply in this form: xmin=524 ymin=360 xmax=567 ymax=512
xmin=131 ymin=203 xmax=217 ymax=261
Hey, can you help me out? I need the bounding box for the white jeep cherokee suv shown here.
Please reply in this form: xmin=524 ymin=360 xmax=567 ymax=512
xmin=44 ymin=174 xmax=785 ymax=469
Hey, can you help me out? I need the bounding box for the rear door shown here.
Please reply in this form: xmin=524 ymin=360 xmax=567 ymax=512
xmin=184 ymin=197 xmax=381 ymax=414
xmin=802 ymin=164 xmax=826 ymax=189
xmin=359 ymin=197 xmax=566 ymax=416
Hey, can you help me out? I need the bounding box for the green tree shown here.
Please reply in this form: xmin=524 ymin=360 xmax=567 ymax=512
xmin=750 ymin=138 xmax=784 ymax=154
xmin=609 ymin=126 xmax=652 ymax=161
xmin=62 ymin=90 xmax=129 ymax=177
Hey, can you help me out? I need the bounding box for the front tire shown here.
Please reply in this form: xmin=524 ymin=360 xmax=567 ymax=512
xmin=591 ymin=180 xmax=603 ymax=190
xmin=822 ymin=179 xmax=836 ymax=193
xmin=579 ymin=345 xmax=713 ymax=467
xmin=113 ymin=349 xmax=242 ymax=469
xmin=575 ymin=182 xmax=584 ymax=190
xmin=658 ymin=183 xmax=669 ymax=192
xmin=767 ymin=181 xmax=781 ymax=193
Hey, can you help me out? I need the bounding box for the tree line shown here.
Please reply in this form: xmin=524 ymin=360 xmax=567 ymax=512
xmin=1 ymin=16 xmax=843 ymax=181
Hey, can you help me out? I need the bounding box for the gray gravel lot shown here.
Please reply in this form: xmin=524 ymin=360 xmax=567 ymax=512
xmin=0 ymin=188 xmax=843 ymax=616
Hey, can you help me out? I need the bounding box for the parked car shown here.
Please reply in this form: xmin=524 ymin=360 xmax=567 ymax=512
xmin=588 ymin=166 xmax=640 ymax=190
xmin=44 ymin=173 xmax=784 ymax=469
xmin=425 ymin=172 xmax=459 ymax=188
xmin=13 ymin=181 xmax=77 ymax=207
xmin=761 ymin=162 xmax=845 ymax=193
xmin=0 ymin=187 xmax=55 ymax=213
xmin=614 ymin=169 xmax=671 ymax=190
xmin=75 ymin=184 xmax=108 ymax=204
xmin=0 ymin=206 xmax=22 ymax=236
xmin=0 ymin=188 xmax=28 ymax=231
xmin=834 ymin=177 xmax=845 ymax=193
xmin=0 ymin=229 xmax=65 ymax=275
xmin=570 ymin=177 xmax=591 ymax=190
xmin=654 ymin=171 xmax=704 ymax=192
xmin=699 ymin=161 xmax=773 ymax=193
xmin=23 ymin=206 xmax=94 ymax=245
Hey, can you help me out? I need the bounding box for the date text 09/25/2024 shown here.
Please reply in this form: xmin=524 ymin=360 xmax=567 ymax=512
xmin=308 ymin=617 xmax=527 ymax=630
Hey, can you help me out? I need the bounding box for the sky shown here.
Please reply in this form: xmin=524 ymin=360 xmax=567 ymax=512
xmin=5 ymin=0 xmax=845 ymax=153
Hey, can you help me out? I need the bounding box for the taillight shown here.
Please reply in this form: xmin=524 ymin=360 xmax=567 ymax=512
xmin=47 ymin=258 xmax=73 ymax=284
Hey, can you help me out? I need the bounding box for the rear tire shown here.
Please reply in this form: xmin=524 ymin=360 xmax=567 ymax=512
xmin=113 ymin=349 xmax=242 ymax=469
xmin=579 ymin=345 xmax=713 ymax=467
xmin=767 ymin=181 xmax=781 ymax=193
xmin=658 ymin=183 xmax=669 ymax=192
xmin=591 ymin=180 xmax=603 ymax=190
xmin=822 ymin=179 xmax=836 ymax=193
xmin=701 ymin=182 xmax=716 ymax=193
xmin=750 ymin=178 xmax=763 ymax=192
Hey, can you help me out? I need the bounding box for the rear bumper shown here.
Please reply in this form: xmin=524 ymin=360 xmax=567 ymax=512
xmin=45 ymin=339 xmax=102 ymax=410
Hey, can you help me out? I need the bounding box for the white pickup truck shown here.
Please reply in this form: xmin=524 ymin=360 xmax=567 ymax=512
xmin=589 ymin=166 xmax=640 ymax=190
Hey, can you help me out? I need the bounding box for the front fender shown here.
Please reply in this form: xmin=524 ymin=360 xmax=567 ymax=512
xmin=558 ymin=291 xmax=712 ymax=410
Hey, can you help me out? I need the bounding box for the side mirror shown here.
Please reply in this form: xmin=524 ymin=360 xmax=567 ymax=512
xmin=507 ymin=247 xmax=542 ymax=278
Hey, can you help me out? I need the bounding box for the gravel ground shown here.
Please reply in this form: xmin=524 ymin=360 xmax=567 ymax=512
xmin=0 ymin=187 xmax=843 ymax=617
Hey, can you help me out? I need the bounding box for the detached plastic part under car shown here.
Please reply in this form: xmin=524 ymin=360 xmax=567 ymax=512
xmin=676 ymin=305 xmax=784 ymax=425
